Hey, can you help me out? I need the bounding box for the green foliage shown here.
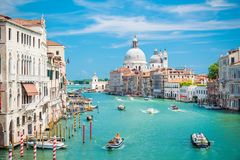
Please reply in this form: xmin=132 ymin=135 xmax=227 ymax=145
xmin=208 ymin=63 xmax=219 ymax=79
xmin=180 ymin=80 xmax=193 ymax=87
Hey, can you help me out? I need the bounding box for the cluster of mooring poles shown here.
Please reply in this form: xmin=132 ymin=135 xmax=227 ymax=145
xmin=8 ymin=111 xmax=93 ymax=159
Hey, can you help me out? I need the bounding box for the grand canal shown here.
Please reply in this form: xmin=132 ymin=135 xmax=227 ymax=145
xmin=1 ymin=92 xmax=240 ymax=160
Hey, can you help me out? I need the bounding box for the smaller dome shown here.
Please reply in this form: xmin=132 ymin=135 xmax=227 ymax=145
xmin=150 ymin=49 xmax=161 ymax=63
xmin=150 ymin=54 xmax=161 ymax=63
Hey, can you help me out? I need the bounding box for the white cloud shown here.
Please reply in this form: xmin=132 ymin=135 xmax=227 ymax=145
xmin=49 ymin=15 xmax=240 ymax=37
xmin=73 ymin=0 xmax=121 ymax=11
xmin=206 ymin=0 xmax=236 ymax=7
xmin=0 ymin=0 xmax=37 ymax=16
xmin=134 ymin=0 xmax=237 ymax=14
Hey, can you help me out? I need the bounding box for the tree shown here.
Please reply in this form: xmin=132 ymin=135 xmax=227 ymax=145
xmin=208 ymin=63 xmax=219 ymax=79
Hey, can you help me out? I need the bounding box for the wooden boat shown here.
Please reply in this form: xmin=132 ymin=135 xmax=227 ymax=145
xmin=118 ymin=105 xmax=125 ymax=111
xmin=191 ymin=133 xmax=210 ymax=148
xmin=106 ymin=133 xmax=124 ymax=149
xmin=27 ymin=139 xmax=67 ymax=149
xmin=170 ymin=105 xmax=179 ymax=110
xmin=87 ymin=115 xmax=93 ymax=121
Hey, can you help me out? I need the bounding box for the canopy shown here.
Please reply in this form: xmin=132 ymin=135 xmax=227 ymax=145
xmin=22 ymin=83 xmax=38 ymax=96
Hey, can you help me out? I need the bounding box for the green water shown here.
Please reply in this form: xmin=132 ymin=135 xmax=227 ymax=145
xmin=1 ymin=93 xmax=240 ymax=160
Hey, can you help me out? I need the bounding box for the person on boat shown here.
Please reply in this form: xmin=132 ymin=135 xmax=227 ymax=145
xmin=115 ymin=133 xmax=121 ymax=143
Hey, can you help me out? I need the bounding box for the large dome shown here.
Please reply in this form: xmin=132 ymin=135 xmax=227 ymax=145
xmin=124 ymin=48 xmax=147 ymax=64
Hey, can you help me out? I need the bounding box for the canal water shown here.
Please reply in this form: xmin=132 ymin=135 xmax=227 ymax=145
xmin=1 ymin=92 xmax=240 ymax=160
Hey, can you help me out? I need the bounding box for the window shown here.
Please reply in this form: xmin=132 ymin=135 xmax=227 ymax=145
xmin=39 ymin=112 xmax=42 ymax=120
xmin=33 ymin=37 xmax=35 ymax=47
xmin=26 ymin=35 xmax=28 ymax=45
xmin=47 ymin=70 xmax=53 ymax=80
xmin=8 ymin=28 xmax=11 ymax=40
xmin=38 ymin=39 xmax=40 ymax=48
xmin=24 ymin=34 xmax=26 ymax=44
xmin=231 ymin=57 xmax=235 ymax=64
xmin=56 ymin=51 xmax=59 ymax=55
xmin=56 ymin=71 xmax=59 ymax=79
xmin=22 ymin=116 xmax=25 ymax=125
xmin=21 ymin=33 xmax=23 ymax=44
xmin=34 ymin=113 xmax=36 ymax=122
xmin=17 ymin=117 xmax=20 ymax=126
xmin=29 ymin=36 xmax=31 ymax=46
xmin=17 ymin=31 xmax=19 ymax=42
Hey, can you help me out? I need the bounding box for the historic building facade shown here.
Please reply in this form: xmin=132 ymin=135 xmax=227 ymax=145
xmin=0 ymin=15 xmax=49 ymax=147
xmin=90 ymin=73 xmax=108 ymax=92
xmin=47 ymin=40 xmax=67 ymax=125
xmin=219 ymin=48 xmax=240 ymax=110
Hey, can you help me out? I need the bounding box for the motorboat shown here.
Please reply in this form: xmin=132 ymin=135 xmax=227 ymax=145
xmin=129 ymin=97 xmax=134 ymax=101
xmin=106 ymin=133 xmax=124 ymax=149
xmin=87 ymin=115 xmax=93 ymax=121
xmin=144 ymin=97 xmax=150 ymax=101
xmin=146 ymin=108 xmax=155 ymax=114
xmin=191 ymin=133 xmax=210 ymax=148
xmin=170 ymin=105 xmax=179 ymax=110
xmin=84 ymin=105 xmax=96 ymax=111
xmin=27 ymin=139 xmax=67 ymax=149
xmin=118 ymin=105 xmax=125 ymax=111
xmin=116 ymin=97 xmax=123 ymax=101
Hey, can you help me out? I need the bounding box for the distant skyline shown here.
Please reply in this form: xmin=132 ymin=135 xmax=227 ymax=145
xmin=1 ymin=0 xmax=240 ymax=80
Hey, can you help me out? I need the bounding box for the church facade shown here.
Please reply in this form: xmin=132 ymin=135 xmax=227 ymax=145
xmin=123 ymin=35 xmax=168 ymax=71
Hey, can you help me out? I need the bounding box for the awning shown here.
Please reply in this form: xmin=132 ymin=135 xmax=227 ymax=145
xmin=22 ymin=83 xmax=38 ymax=96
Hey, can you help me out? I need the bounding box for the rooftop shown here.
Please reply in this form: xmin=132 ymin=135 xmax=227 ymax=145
xmin=47 ymin=40 xmax=63 ymax=46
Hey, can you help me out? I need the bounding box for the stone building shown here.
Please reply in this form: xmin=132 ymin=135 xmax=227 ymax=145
xmin=47 ymin=40 xmax=67 ymax=124
xmin=219 ymin=48 xmax=240 ymax=110
xmin=0 ymin=15 xmax=49 ymax=147
xmin=90 ymin=73 xmax=108 ymax=92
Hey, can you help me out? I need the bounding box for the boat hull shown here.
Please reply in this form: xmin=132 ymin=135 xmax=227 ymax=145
xmin=106 ymin=138 xmax=124 ymax=149
xmin=191 ymin=134 xmax=210 ymax=148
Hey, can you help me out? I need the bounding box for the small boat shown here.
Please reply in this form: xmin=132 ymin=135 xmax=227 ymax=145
xmin=191 ymin=133 xmax=210 ymax=148
xmin=144 ymin=97 xmax=150 ymax=101
xmin=106 ymin=133 xmax=124 ymax=149
xmin=87 ymin=115 xmax=93 ymax=121
xmin=27 ymin=139 xmax=67 ymax=149
xmin=170 ymin=105 xmax=178 ymax=110
xmin=118 ymin=105 xmax=125 ymax=111
xmin=146 ymin=108 xmax=155 ymax=114
xmin=116 ymin=98 xmax=123 ymax=101
xmin=129 ymin=97 xmax=134 ymax=101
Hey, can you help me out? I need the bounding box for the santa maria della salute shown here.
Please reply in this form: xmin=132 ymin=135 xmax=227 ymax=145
xmin=123 ymin=35 xmax=168 ymax=71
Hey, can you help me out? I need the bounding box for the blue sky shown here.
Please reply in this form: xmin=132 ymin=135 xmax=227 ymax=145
xmin=1 ymin=0 xmax=240 ymax=80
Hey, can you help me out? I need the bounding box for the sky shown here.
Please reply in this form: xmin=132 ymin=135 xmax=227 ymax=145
xmin=1 ymin=0 xmax=240 ymax=80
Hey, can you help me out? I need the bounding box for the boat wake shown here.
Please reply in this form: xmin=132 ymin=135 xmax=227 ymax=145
xmin=102 ymin=144 xmax=125 ymax=150
xmin=168 ymin=108 xmax=186 ymax=112
xmin=140 ymin=108 xmax=159 ymax=114
xmin=116 ymin=98 xmax=123 ymax=101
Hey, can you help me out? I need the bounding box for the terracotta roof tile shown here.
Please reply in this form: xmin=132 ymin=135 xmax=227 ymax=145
xmin=47 ymin=40 xmax=63 ymax=46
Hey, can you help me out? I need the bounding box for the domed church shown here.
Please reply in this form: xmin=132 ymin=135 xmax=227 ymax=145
xmin=123 ymin=36 xmax=147 ymax=71
xmin=123 ymin=35 xmax=168 ymax=71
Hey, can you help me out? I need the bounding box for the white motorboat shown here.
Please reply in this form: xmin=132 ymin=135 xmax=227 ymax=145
xmin=106 ymin=133 xmax=124 ymax=149
xmin=146 ymin=108 xmax=155 ymax=114
xmin=144 ymin=97 xmax=150 ymax=101
xmin=118 ymin=105 xmax=125 ymax=111
xmin=191 ymin=133 xmax=210 ymax=148
xmin=27 ymin=140 xmax=67 ymax=149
